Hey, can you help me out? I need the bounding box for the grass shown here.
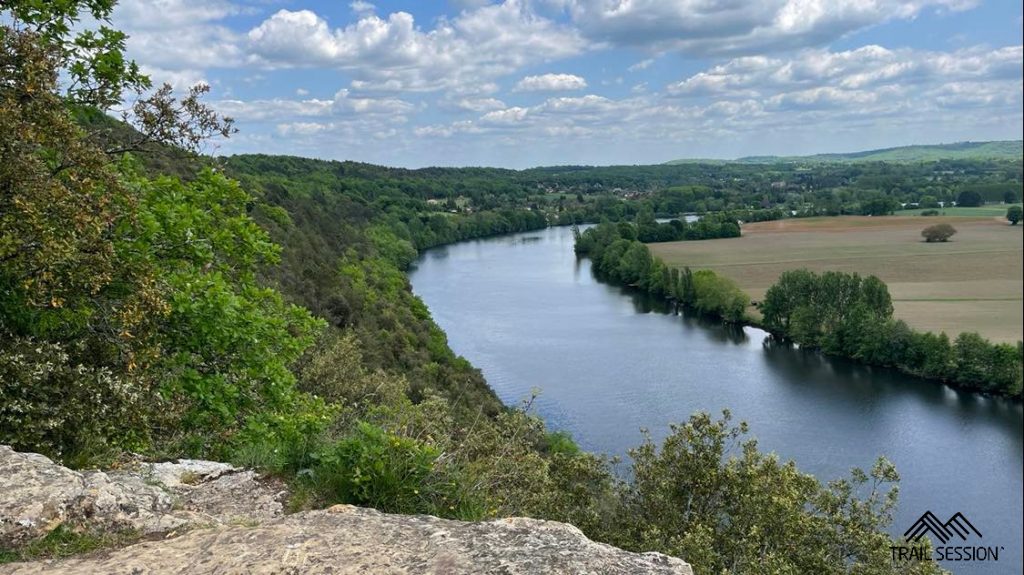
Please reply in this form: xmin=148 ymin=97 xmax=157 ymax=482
xmin=0 ymin=525 xmax=139 ymax=565
xmin=894 ymin=205 xmax=1021 ymax=218
xmin=650 ymin=215 xmax=1023 ymax=343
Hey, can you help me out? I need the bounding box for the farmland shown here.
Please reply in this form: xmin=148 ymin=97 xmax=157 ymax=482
xmin=894 ymin=205 xmax=1021 ymax=217
xmin=649 ymin=215 xmax=1024 ymax=343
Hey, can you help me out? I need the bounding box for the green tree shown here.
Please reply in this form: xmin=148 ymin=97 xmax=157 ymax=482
xmin=1007 ymin=205 xmax=1022 ymax=225
xmin=921 ymin=223 xmax=956 ymax=242
xmin=619 ymin=411 xmax=941 ymax=575
xmin=1 ymin=4 xmax=284 ymax=460
xmin=761 ymin=269 xmax=817 ymax=334
xmin=132 ymin=172 xmax=323 ymax=449
xmin=1 ymin=24 xmax=168 ymax=458
xmin=955 ymin=190 xmax=983 ymax=207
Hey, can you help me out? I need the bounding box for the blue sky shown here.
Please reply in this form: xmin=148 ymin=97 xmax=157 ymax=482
xmin=107 ymin=0 xmax=1023 ymax=167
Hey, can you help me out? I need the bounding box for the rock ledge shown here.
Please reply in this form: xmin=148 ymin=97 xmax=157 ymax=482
xmin=1 ymin=446 xmax=693 ymax=574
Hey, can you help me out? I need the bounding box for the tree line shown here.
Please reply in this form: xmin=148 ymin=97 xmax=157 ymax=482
xmin=761 ymin=270 xmax=1022 ymax=397
xmin=575 ymin=222 xmax=749 ymax=322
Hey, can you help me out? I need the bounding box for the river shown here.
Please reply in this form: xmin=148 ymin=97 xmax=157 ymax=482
xmin=408 ymin=225 xmax=1023 ymax=574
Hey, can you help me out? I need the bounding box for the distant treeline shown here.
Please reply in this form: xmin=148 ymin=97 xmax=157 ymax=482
xmin=575 ymin=223 xmax=1023 ymax=398
xmin=222 ymin=153 xmax=1022 ymax=232
xmin=636 ymin=216 xmax=741 ymax=243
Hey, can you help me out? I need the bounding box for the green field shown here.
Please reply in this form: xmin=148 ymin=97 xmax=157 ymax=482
xmin=650 ymin=216 xmax=1024 ymax=343
xmin=894 ymin=205 xmax=1021 ymax=218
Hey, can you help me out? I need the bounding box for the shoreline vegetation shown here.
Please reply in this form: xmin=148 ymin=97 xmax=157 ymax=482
xmin=574 ymin=220 xmax=1023 ymax=399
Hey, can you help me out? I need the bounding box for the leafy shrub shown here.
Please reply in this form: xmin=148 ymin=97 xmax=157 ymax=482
xmin=0 ymin=337 xmax=154 ymax=462
xmin=1008 ymin=205 xmax=1022 ymax=225
xmin=920 ymin=209 xmax=940 ymax=216
xmin=921 ymin=223 xmax=957 ymax=242
xmin=230 ymin=395 xmax=336 ymax=472
xmin=544 ymin=430 xmax=581 ymax=456
xmin=297 ymin=331 xmax=407 ymax=411
xmin=311 ymin=422 xmax=443 ymax=514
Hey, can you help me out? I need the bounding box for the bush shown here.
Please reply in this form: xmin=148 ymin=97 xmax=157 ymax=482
xmin=311 ymin=422 xmax=447 ymax=514
xmin=920 ymin=209 xmax=940 ymax=216
xmin=0 ymin=337 xmax=155 ymax=463
xmin=921 ymin=223 xmax=956 ymax=242
xmin=230 ymin=396 xmax=336 ymax=472
xmin=1008 ymin=205 xmax=1022 ymax=225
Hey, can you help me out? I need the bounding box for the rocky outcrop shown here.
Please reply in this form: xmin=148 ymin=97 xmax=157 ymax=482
xmin=0 ymin=445 xmax=285 ymax=548
xmin=1 ymin=446 xmax=693 ymax=574
xmin=3 ymin=505 xmax=693 ymax=575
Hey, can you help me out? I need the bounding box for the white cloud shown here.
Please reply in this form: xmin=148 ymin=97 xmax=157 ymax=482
xmin=111 ymin=0 xmax=244 ymax=88
xmin=514 ymin=73 xmax=588 ymax=91
xmin=350 ymin=1 xmax=375 ymax=15
xmin=667 ymin=44 xmax=1024 ymax=105
xmin=114 ymin=0 xmax=239 ymax=30
xmin=99 ymin=0 xmax=1019 ymax=167
xmin=136 ymin=65 xmax=209 ymax=91
xmin=558 ymin=0 xmax=979 ymax=55
xmin=246 ymin=2 xmax=587 ymax=92
xmin=628 ymin=58 xmax=654 ymax=72
xmin=214 ymin=90 xmax=414 ymax=123
xmin=480 ymin=106 xmax=530 ymax=124
xmin=398 ymin=42 xmax=1020 ymax=165
xmin=445 ymin=97 xmax=508 ymax=112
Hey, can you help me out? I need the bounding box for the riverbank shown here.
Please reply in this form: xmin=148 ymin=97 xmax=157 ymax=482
xmin=575 ymin=221 xmax=1022 ymax=399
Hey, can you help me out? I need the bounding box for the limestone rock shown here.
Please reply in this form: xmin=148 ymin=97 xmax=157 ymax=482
xmin=0 ymin=446 xmax=284 ymax=548
xmin=2 ymin=446 xmax=692 ymax=574
xmin=3 ymin=505 xmax=694 ymax=574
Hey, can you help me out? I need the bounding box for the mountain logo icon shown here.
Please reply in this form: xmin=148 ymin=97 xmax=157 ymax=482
xmin=904 ymin=511 xmax=982 ymax=544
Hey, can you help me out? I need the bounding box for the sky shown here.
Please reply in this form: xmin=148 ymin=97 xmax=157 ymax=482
xmin=105 ymin=0 xmax=1023 ymax=168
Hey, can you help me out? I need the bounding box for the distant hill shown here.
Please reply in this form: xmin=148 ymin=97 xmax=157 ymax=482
xmin=666 ymin=141 xmax=1023 ymax=165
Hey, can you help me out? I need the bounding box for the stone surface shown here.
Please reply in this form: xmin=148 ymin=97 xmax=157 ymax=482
xmin=0 ymin=446 xmax=284 ymax=548
xmin=1 ymin=446 xmax=693 ymax=574
xmin=2 ymin=505 xmax=694 ymax=575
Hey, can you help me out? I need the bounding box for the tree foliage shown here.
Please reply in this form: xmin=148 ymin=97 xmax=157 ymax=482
xmin=955 ymin=190 xmax=983 ymax=207
xmin=921 ymin=223 xmax=956 ymax=242
xmin=1 ymin=7 xmax=307 ymax=459
xmin=1007 ymin=205 xmax=1022 ymax=225
xmin=577 ymin=222 xmax=749 ymax=322
xmin=615 ymin=411 xmax=934 ymax=575
xmin=761 ymin=270 xmax=1021 ymax=397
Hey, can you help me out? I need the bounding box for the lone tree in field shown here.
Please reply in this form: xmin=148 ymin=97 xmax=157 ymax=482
xmin=1008 ymin=205 xmax=1022 ymax=225
xmin=922 ymin=223 xmax=957 ymax=242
